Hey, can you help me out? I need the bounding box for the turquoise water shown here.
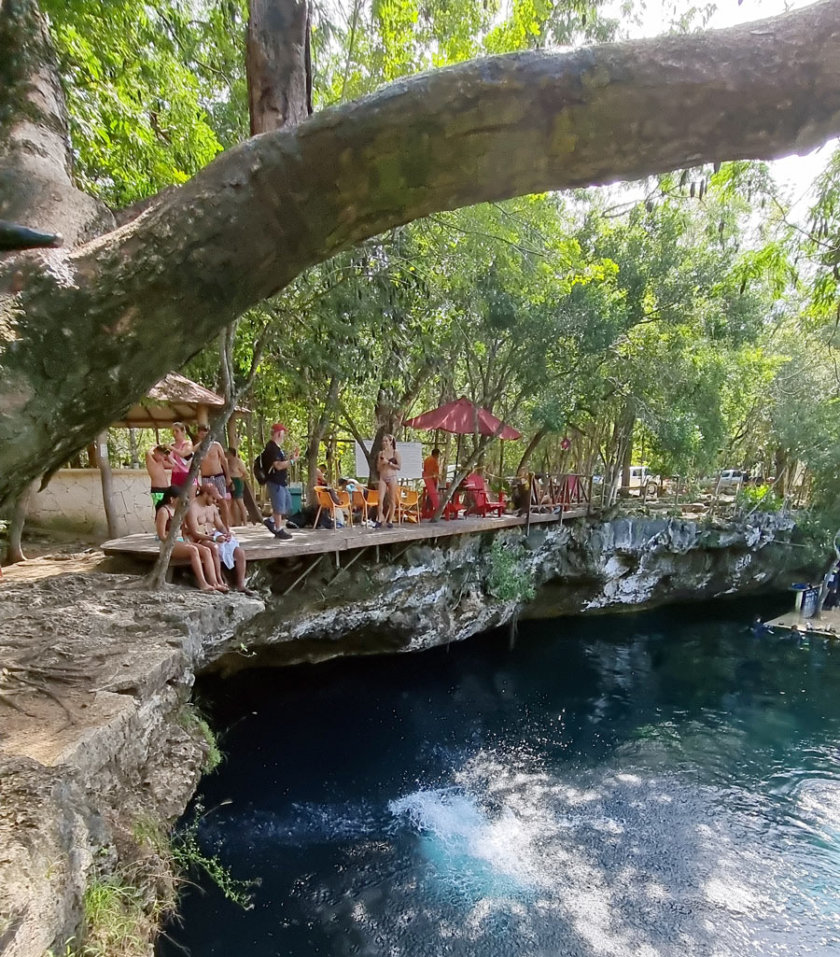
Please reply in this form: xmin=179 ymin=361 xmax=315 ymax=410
xmin=159 ymin=599 xmax=840 ymax=956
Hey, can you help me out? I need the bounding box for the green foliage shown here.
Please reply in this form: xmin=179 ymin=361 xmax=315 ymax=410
xmin=177 ymin=703 xmax=223 ymax=774
xmin=486 ymin=539 xmax=535 ymax=603
xmin=171 ymin=803 xmax=258 ymax=909
xmin=79 ymin=878 xmax=149 ymax=957
xmin=37 ymin=0 xmax=840 ymax=509
xmin=41 ymin=0 xmax=246 ymax=205
xmin=736 ymin=484 xmax=783 ymax=513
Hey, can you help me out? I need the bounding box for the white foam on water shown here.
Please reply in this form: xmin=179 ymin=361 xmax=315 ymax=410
xmin=388 ymin=788 xmax=537 ymax=897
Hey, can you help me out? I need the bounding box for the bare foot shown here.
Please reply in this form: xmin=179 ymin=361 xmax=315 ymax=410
xmin=199 ymin=584 xmax=216 ymax=592
xmin=214 ymin=583 xmax=230 ymax=593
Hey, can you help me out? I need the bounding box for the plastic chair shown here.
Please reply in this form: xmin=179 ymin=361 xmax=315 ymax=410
xmin=350 ymin=487 xmax=370 ymax=524
xmin=313 ymin=486 xmax=352 ymax=530
xmin=462 ymin=473 xmax=506 ymax=517
xmin=397 ymin=486 xmax=421 ymax=524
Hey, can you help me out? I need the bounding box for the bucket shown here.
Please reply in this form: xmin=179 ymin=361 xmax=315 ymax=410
xmin=289 ymin=482 xmax=303 ymax=514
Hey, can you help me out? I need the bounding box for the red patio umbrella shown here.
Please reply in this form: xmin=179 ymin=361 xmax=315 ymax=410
xmin=404 ymin=396 xmax=521 ymax=440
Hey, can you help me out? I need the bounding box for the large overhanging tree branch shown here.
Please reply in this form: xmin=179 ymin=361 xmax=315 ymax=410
xmin=2 ymin=0 xmax=840 ymax=505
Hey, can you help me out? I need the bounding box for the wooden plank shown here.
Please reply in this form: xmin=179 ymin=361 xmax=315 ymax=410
xmin=101 ymin=508 xmax=591 ymax=564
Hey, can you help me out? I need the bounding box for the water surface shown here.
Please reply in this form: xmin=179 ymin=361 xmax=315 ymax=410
xmin=160 ymin=598 xmax=840 ymax=956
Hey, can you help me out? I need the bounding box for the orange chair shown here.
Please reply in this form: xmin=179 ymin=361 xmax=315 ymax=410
xmin=397 ymin=486 xmax=421 ymax=524
xmin=313 ymin=486 xmax=352 ymax=531
xmin=350 ymin=487 xmax=370 ymax=524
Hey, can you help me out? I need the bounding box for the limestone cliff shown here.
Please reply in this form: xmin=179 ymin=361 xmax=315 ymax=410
xmin=205 ymin=512 xmax=801 ymax=672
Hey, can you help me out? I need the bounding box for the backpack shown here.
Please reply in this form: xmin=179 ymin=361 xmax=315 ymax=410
xmin=253 ymin=452 xmax=268 ymax=486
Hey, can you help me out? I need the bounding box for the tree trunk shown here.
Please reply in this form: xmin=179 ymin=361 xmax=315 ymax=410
xmin=516 ymin=428 xmax=547 ymax=474
xmin=4 ymin=479 xmax=35 ymax=563
xmin=0 ymin=0 xmax=110 ymax=243
xmin=3 ymin=0 xmax=840 ymax=505
xmin=305 ymin=375 xmax=340 ymax=502
xmin=247 ymin=0 xmax=312 ymax=134
xmin=95 ymin=431 xmax=120 ymax=539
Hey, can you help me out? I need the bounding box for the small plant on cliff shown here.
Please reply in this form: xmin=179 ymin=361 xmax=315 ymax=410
xmin=486 ymin=539 xmax=535 ymax=603
xmin=171 ymin=802 xmax=259 ymax=909
xmin=177 ymin=703 xmax=223 ymax=774
xmin=78 ymin=876 xmax=153 ymax=957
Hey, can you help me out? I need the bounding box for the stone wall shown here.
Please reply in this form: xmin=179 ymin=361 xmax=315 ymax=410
xmin=26 ymin=468 xmax=152 ymax=538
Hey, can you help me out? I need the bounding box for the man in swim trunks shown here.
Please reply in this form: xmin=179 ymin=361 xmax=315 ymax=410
xmin=226 ymin=446 xmax=250 ymax=526
xmin=187 ymin=484 xmax=253 ymax=593
xmin=195 ymin=424 xmax=233 ymax=528
xmin=145 ymin=445 xmax=173 ymax=507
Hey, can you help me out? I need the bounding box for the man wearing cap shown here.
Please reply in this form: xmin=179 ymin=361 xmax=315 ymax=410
xmin=262 ymin=423 xmax=299 ymax=540
xmin=195 ymin=424 xmax=233 ymax=527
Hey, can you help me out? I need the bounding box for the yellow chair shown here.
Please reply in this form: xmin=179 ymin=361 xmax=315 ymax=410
xmin=397 ymin=486 xmax=421 ymax=524
xmin=314 ymin=486 xmax=352 ymax=531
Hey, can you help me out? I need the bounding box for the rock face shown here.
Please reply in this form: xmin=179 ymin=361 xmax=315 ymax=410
xmin=205 ymin=512 xmax=803 ymax=673
xmin=0 ymin=512 xmax=807 ymax=955
xmin=0 ymin=567 xmax=264 ymax=957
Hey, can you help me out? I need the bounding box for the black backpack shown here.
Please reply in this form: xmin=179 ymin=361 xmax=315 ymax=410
xmin=253 ymin=452 xmax=268 ymax=485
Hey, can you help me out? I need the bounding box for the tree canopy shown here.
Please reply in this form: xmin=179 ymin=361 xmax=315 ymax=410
xmin=2 ymin=0 xmax=840 ymax=507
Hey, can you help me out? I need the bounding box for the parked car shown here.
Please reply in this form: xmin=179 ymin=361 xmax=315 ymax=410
xmin=627 ymin=466 xmax=661 ymax=496
xmin=717 ymin=469 xmax=745 ymax=492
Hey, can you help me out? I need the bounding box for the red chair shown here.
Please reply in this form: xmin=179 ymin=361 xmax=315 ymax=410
xmin=463 ymin=472 xmax=506 ymax=517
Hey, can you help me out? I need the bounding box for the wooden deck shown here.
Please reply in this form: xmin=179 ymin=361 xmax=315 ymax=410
xmin=766 ymin=606 xmax=840 ymax=637
xmin=101 ymin=508 xmax=590 ymax=563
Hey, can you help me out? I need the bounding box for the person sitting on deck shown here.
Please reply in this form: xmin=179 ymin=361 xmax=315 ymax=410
xmin=195 ymin=424 xmax=233 ymax=527
xmin=226 ymin=446 xmax=250 ymax=526
xmin=187 ymin=484 xmax=254 ymax=594
xmin=154 ymin=487 xmax=226 ymax=592
xmin=145 ymin=445 xmax=173 ymax=507
xmin=422 ymin=447 xmax=441 ymax=512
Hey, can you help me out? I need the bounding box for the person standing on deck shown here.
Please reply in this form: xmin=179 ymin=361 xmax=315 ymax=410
xmin=422 ymin=447 xmax=441 ymax=513
xmin=195 ymin=424 xmax=233 ymax=527
xmin=375 ymin=434 xmax=401 ymax=528
xmin=262 ymin=423 xmax=299 ymax=540
xmin=226 ymin=447 xmax=250 ymax=526
xmin=145 ymin=445 xmax=173 ymax=507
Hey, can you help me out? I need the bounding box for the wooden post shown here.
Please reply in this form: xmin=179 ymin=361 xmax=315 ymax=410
xmin=96 ymin=430 xmax=120 ymax=539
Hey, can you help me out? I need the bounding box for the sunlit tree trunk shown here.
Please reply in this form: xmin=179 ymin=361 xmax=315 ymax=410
xmin=247 ymin=0 xmax=312 ymax=134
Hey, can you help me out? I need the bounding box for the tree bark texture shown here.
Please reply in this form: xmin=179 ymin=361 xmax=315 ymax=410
xmin=0 ymin=0 xmax=111 ymax=243
xmin=247 ymin=0 xmax=312 ymax=134
xmin=2 ymin=0 xmax=840 ymax=505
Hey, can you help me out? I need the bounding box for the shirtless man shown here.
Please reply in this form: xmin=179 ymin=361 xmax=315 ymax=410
xmin=195 ymin=425 xmax=232 ymax=527
xmin=145 ymin=445 xmax=173 ymax=507
xmin=226 ymin=447 xmax=250 ymax=526
xmin=187 ymin=484 xmax=253 ymax=593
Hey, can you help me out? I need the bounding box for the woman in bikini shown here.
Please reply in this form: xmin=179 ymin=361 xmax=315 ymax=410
xmin=376 ymin=434 xmax=401 ymax=528
xmin=154 ymin=488 xmax=225 ymax=591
